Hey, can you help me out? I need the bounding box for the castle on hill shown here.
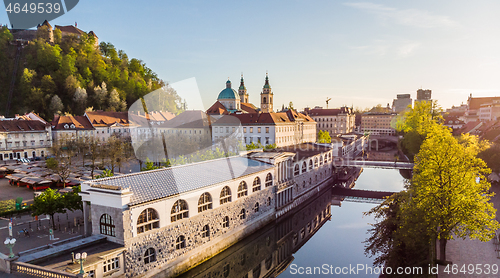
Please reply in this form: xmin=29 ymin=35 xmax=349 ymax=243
xmin=9 ymin=20 xmax=98 ymax=46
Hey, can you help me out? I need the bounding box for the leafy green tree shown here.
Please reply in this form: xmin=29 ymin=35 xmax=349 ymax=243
xmin=246 ymin=142 xmax=263 ymax=150
xmin=411 ymin=126 xmax=500 ymax=263
xmin=317 ymin=130 xmax=331 ymax=143
xmin=395 ymin=100 xmax=443 ymax=161
xmin=63 ymin=186 xmax=83 ymax=212
xmin=31 ymin=188 xmax=66 ymax=230
xmin=95 ymin=169 xmax=114 ymax=179
xmin=141 ymin=158 xmax=161 ymax=171
xmin=264 ymin=143 xmax=277 ymax=150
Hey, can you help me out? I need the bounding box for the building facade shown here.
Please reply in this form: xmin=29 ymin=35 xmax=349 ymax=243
xmin=392 ymin=94 xmax=412 ymax=113
xmin=304 ymin=106 xmax=355 ymax=135
xmin=0 ymin=119 xmax=52 ymax=161
xmin=79 ymin=143 xmax=334 ymax=277
xmin=360 ymin=113 xmax=397 ymax=135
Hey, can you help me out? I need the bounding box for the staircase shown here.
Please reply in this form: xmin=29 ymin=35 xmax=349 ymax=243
xmin=5 ymin=43 xmax=22 ymax=117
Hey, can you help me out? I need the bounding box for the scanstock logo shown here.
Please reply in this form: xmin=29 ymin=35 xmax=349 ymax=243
xmin=4 ymin=0 xmax=79 ymax=29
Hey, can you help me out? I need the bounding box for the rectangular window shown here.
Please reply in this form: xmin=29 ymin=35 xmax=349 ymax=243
xmin=226 ymin=127 xmax=229 ymax=133
xmin=232 ymin=127 xmax=235 ymax=132
xmin=15 ymin=142 xmax=20 ymax=147
xmin=243 ymin=127 xmax=247 ymax=133
xmin=250 ymin=127 xmax=253 ymax=133
xmin=103 ymin=257 xmax=119 ymax=273
xmin=266 ymin=127 xmax=269 ymax=133
xmin=40 ymin=140 xmax=44 ymax=146
xmin=258 ymin=127 xmax=261 ymax=133
xmin=266 ymin=137 xmax=269 ymax=144
xmin=214 ymin=127 xmax=218 ymax=133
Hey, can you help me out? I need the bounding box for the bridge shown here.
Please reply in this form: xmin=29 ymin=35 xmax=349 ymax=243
xmin=332 ymin=186 xmax=396 ymax=204
xmin=335 ymin=160 xmax=413 ymax=170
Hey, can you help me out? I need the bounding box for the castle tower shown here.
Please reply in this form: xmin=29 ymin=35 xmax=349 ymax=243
xmin=260 ymin=73 xmax=273 ymax=113
xmin=238 ymin=74 xmax=249 ymax=103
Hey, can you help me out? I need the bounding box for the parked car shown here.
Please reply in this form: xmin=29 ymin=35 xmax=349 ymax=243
xmin=33 ymin=156 xmax=42 ymax=161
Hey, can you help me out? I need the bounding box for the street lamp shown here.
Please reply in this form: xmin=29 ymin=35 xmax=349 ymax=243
xmin=74 ymin=252 xmax=87 ymax=275
xmin=4 ymin=238 xmax=16 ymax=258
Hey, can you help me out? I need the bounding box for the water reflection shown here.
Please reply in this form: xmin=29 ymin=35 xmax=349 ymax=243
xmin=175 ymin=187 xmax=334 ymax=278
xmin=173 ymin=169 xmax=406 ymax=278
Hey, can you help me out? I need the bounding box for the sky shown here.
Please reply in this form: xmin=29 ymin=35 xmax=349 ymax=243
xmin=2 ymin=0 xmax=500 ymax=111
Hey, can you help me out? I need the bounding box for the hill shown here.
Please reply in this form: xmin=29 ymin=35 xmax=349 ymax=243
xmin=0 ymin=25 xmax=180 ymax=120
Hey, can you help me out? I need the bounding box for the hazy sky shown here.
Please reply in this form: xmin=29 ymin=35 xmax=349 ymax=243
xmin=2 ymin=0 xmax=500 ymax=111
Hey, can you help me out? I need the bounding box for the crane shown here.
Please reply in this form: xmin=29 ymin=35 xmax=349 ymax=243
xmin=326 ymin=97 xmax=332 ymax=109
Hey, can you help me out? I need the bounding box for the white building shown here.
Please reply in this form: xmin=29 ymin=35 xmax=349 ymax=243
xmin=304 ymin=106 xmax=355 ymax=135
xmin=0 ymin=118 xmax=52 ymax=160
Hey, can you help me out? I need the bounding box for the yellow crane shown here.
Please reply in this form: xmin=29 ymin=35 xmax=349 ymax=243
xmin=326 ymin=97 xmax=332 ymax=109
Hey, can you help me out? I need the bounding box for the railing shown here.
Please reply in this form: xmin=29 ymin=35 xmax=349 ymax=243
xmin=12 ymin=261 xmax=80 ymax=278
xmin=0 ymin=144 xmax=52 ymax=151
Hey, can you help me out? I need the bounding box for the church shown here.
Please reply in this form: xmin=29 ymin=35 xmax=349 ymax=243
xmin=207 ymin=74 xmax=317 ymax=147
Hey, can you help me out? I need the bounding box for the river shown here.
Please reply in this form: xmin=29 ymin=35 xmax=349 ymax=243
xmin=173 ymin=168 xmax=407 ymax=278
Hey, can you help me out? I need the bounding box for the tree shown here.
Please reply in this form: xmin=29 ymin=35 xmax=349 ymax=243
xmin=479 ymin=143 xmax=500 ymax=173
xmin=395 ymin=100 xmax=443 ymax=161
xmin=63 ymin=185 xmax=83 ymax=212
xmin=93 ymin=82 xmax=107 ymax=110
xmin=73 ymin=87 xmax=88 ymax=115
xmin=411 ymin=126 xmax=499 ymax=263
xmin=49 ymin=95 xmax=64 ymax=115
xmin=31 ymin=188 xmax=66 ymax=230
xmin=47 ymin=139 xmax=76 ymax=184
xmin=87 ymin=137 xmax=101 ymax=179
xmin=106 ymin=136 xmax=124 ymax=173
xmin=317 ymin=130 xmax=331 ymax=143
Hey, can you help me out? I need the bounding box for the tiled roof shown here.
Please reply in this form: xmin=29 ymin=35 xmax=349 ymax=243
xmin=161 ymin=110 xmax=211 ymax=128
xmin=468 ymin=97 xmax=500 ymax=110
xmin=0 ymin=120 xmax=48 ymax=132
xmin=85 ymin=111 xmax=130 ymax=127
xmin=51 ymin=115 xmax=94 ymax=130
xmin=270 ymin=143 xmax=332 ymax=160
xmin=206 ymin=101 xmax=229 ymax=115
xmin=87 ymin=156 xmax=274 ymax=206
xmin=241 ymin=103 xmax=259 ymax=113
xmin=55 ymin=25 xmax=85 ymax=35
xmin=306 ymin=107 xmax=352 ymax=116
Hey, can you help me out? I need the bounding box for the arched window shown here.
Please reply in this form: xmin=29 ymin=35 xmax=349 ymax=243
xmin=240 ymin=208 xmax=246 ymax=220
xmin=265 ymin=173 xmax=273 ymax=187
xmin=309 ymin=159 xmax=313 ymax=170
xmin=253 ymin=177 xmax=261 ymax=192
xmin=267 ymin=197 xmax=272 ymax=206
xmin=265 ymin=255 xmax=272 ymax=270
xmin=314 ymin=157 xmax=318 ymax=168
xmin=220 ymin=186 xmax=232 ymax=204
xmin=320 ymin=156 xmax=323 ymax=166
xmin=201 ymin=224 xmax=210 ymax=238
xmin=294 ymin=165 xmax=300 ymax=176
xmin=137 ymin=208 xmax=159 ymax=234
xmin=238 ymin=181 xmax=248 ymax=198
xmin=302 ymin=181 xmax=306 ymax=188
xmin=302 ymin=162 xmax=307 ymax=173
xmin=176 ymin=235 xmax=186 ymax=249
xmin=144 ymin=248 xmax=156 ymax=264
xmin=198 ymin=192 xmax=212 ymax=213
xmin=222 ymin=216 xmax=230 ymax=228
xmin=253 ymin=265 xmax=261 ymax=278
xmin=324 ymin=155 xmax=328 ymax=164
xmin=100 ymin=214 xmax=115 ymax=237
xmin=329 ymin=153 xmax=332 ymax=161
xmin=254 ymin=202 xmax=260 ymax=213
xmin=263 ymin=97 xmax=267 ymax=104
xmin=171 ymin=200 xmax=189 ymax=222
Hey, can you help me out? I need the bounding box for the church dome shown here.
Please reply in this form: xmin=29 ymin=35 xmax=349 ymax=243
xmin=217 ymin=80 xmax=239 ymax=100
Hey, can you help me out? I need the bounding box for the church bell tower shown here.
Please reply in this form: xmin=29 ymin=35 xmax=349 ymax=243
xmin=239 ymin=74 xmax=249 ymax=103
xmin=260 ymin=72 xmax=273 ymax=113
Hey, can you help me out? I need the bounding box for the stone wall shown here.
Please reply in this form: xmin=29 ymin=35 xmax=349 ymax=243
xmin=90 ymin=204 xmax=126 ymax=245
xmin=123 ymin=187 xmax=275 ymax=277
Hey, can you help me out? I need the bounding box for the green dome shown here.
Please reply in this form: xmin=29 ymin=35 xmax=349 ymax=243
xmin=218 ymin=88 xmax=239 ymax=99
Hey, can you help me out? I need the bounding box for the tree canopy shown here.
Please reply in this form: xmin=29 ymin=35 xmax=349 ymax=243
xmin=0 ymin=28 xmax=165 ymax=119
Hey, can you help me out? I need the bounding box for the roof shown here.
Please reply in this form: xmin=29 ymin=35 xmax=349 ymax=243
xmin=468 ymin=97 xmax=500 ymax=110
xmin=218 ymin=88 xmax=239 ymax=100
xmin=85 ymin=111 xmax=130 ymax=128
xmin=160 ymin=110 xmax=211 ymax=128
xmin=306 ymin=107 xmax=352 ymax=116
xmin=214 ymin=110 xmax=314 ymax=126
xmin=206 ymin=101 xmax=229 ymax=115
xmin=270 ymin=143 xmax=332 ymax=161
xmin=54 ymin=25 xmax=86 ymax=36
xmin=87 ymin=156 xmax=274 ymax=206
xmin=241 ymin=103 xmax=259 ymax=113
xmin=0 ymin=120 xmax=48 ymax=132
xmin=51 ymin=115 xmax=94 ymax=130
